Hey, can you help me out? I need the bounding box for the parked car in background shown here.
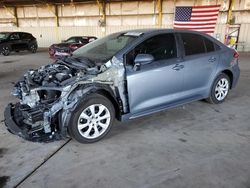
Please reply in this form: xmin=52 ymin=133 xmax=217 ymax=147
xmin=48 ymin=36 xmax=97 ymax=59
xmin=0 ymin=32 xmax=37 ymax=56
xmin=4 ymin=29 xmax=240 ymax=143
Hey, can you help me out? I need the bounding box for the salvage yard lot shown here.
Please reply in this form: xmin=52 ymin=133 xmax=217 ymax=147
xmin=0 ymin=50 xmax=250 ymax=188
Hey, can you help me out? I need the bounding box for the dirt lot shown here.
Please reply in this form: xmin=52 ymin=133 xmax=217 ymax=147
xmin=0 ymin=50 xmax=250 ymax=188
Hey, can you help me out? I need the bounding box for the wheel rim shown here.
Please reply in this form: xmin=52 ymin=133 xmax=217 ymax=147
xmin=77 ymin=104 xmax=111 ymax=139
xmin=2 ymin=46 xmax=9 ymax=55
xmin=215 ymin=78 xmax=229 ymax=101
xmin=31 ymin=45 xmax=36 ymax=52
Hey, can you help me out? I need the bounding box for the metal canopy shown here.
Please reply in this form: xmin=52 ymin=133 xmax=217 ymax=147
xmin=0 ymin=0 xmax=97 ymax=6
xmin=0 ymin=0 xmax=142 ymax=6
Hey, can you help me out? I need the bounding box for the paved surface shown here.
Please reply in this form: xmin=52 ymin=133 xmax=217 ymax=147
xmin=0 ymin=50 xmax=250 ymax=188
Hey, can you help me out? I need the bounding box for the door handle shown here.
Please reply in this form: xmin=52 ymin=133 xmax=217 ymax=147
xmin=172 ymin=64 xmax=184 ymax=71
xmin=208 ymin=57 xmax=216 ymax=62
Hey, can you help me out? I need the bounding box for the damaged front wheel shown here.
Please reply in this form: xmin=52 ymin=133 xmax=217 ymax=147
xmin=68 ymin=94 xmax=115 ymax=143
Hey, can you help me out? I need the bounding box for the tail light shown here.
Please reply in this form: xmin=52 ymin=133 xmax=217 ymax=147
xmin=230 ymin=49 xmax=239 ymax=66
xmin=48 ymin=46 xmax=55 ymax=56
xmin=233 ymin=50 xmax=239 ymax=59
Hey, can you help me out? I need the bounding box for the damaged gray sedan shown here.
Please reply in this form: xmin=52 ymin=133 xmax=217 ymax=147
xmin=4 ymin=29 xmax=240 ymax=143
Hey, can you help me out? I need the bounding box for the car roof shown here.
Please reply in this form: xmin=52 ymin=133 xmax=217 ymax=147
xmin=69 ymin=36 xmax=96 ymax=38
xmin=114 ymin=28 xmax=224 ymax=58
xmin=0 ymin=31 xmax=31 ymax=34
xmin=120 ymin=28 xmax=211 ymax=36
xmin=119 ymin=28 xmax=220 ymax=45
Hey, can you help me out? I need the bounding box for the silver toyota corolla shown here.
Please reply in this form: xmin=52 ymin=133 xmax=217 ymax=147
xmin=4 ymin=29 xmax=240 ymax=143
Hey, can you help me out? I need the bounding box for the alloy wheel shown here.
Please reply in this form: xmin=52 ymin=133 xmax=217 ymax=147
xmin=77 ymin=104 xmax=111 ymax=139
xmin=215 ymin=78 xmax=229 ymax=101
xmin=2 ymin=46 xmax=10 ymax=56
xmin=30 ymin=44 xmax=37 ymax=53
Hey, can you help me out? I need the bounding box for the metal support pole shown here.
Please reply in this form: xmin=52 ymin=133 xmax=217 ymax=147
xmin=227 ymin=0 xmax=234 ymax=24
xmin=97 ymin=0 xmax=106 ymax=23
xmin=157 ymin=0 xmax=162 ymax=27
xmin=13 ymin=7 xmax=19 ymax=27
xmin=46 ymin=4 xmax=60 ymax=42
xmin=55 ymin=5 xmax=59 ymax=27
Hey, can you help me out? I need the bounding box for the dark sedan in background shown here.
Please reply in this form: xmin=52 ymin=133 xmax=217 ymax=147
xmin=48 ymin=36 xmax=97 ymax=59
xmin=0 ymin=32 xmax=37 ymax=56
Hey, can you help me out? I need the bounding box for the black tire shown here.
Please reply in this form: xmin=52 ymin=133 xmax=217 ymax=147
xmin=68 ymin=94 xmax=115 ymax=143
xmin=206 ymin=73 xmax=230 ymax=104
xmin=29 ymin=44 xmax=37 ymax=53
xmin=2 ymin=46 xmax=11 ymax=56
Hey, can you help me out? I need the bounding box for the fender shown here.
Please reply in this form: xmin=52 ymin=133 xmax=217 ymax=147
xmin=58 ymin=84 xmax=122 ymax=138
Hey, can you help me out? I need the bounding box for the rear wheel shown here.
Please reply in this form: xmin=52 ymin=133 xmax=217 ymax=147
xmin=29 ymin=44 xmax=37 ymax=53
xmin=206 ymin=73 xmax=230 ymax=104
xmin=2 ymin=46 xmax=10 ymax=56
xmin=68 ymin=94 xmax=115 ymax=143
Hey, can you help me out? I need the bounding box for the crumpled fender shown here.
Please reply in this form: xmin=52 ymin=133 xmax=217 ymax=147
xmin=58 ymin=84 xmax=120 ymax=138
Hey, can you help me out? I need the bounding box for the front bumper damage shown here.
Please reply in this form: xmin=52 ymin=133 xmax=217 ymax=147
xmin=3 ymin=56 xmax=127 ymax=142
xmin=4 ymin=103 xmax=62 ymax=142
xmin=4 ymin=104 xmax=27 ymax=138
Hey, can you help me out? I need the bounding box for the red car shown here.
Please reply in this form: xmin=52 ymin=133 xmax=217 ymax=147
xmin=49 ymin=36 xmax=97 ymax=58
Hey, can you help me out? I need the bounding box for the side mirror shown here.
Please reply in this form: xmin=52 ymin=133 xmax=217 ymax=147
xmin=133 ymin=54 xmax=154 ymax=71
xmin=61 ymin=40 xmax=66 ymax=43
xmin=134 ymin=54 xmax=154 ymax=65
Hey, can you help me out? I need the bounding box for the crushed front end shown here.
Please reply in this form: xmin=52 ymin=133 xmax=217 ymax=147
xmin=4 ymin=63 xmax=77 ymax=142
xmin=4 ymin=56 xmax=128 ymax=142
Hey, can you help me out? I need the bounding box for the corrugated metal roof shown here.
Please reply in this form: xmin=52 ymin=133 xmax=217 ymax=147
xmin=0 ymin=0 xmax=145 ymax=6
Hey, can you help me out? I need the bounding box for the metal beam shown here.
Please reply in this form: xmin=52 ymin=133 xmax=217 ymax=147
xmin=0 ymin=0 xmax=153 ymax=7
xmin=227 ymin=0 xmax=234 ymax=24
xmin=2 ymin=5 xmax=19 ymax=27
xmin=96 ymin=0 xmax=106 ymax=25
xmin=13 ymin=6 xmax=19 ymax=27
xmin=157 ymin=0 xmax=162 ymax=27
xmin=45 ymin=3 xmax=60 ymax=27
xmin=55 ymin=5 xmax=59 ymax=27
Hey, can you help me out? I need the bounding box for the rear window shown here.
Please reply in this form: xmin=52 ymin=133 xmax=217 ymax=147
xmin=22 ymin=33 xmax=32 ymax=39
xmin=181 ymin=33 xmax=205 ymax=56
xmin=79 ymin=38 xmax=89 ymax=44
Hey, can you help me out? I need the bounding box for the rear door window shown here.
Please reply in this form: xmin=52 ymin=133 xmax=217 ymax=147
xmin=180 ymin=33 xmax=205 ymax=56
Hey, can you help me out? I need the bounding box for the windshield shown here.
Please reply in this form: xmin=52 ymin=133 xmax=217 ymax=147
xmin=0 ymin=32 xmax=10 ymax=40
xmin=73 ymin=33 xmax=138 ymax=63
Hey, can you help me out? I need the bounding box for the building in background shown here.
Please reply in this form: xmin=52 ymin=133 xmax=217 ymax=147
xmin=0 ymin=0 xmax=249 ymax=51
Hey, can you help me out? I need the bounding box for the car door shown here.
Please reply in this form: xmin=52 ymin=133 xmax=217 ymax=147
xmin=178 ymin=33 xmax=220 ymax=98
xmin=126 ymin=33 xmax=185 ymax=115
xmin=20 ymin=33 xmax=31 ymax=50
xmin=9 ymin=33 xmax=22 ymax=50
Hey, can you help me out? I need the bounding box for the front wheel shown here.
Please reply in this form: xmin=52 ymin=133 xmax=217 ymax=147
xmin=68 ymin=94 xmax=115 ymax=143
xmin=206 ymin=73 xmax=230 ymax=104
xmin=2 ymin=46 xmax=11 ymax=56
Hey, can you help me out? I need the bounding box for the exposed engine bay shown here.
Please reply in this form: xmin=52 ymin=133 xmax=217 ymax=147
xmin=4 ymin=56 xmax=127 ymax=142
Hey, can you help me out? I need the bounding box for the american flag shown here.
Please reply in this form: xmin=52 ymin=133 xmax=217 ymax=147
xmin=174 ymin=5 xmax=220 ymax=34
